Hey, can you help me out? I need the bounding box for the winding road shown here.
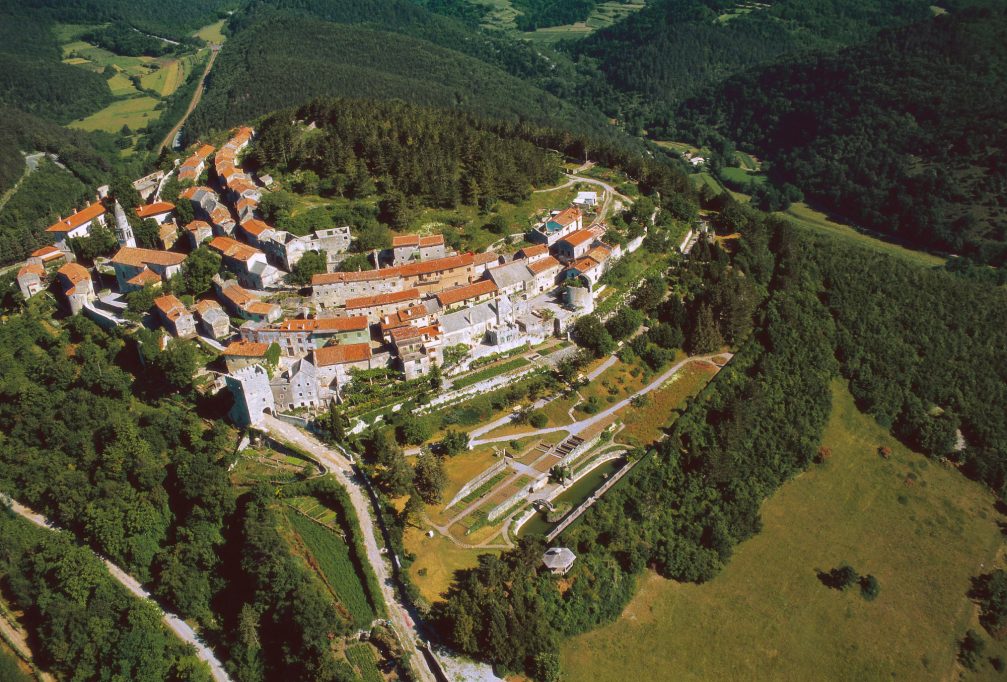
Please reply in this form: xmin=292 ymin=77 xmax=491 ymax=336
xmin=260 ymin=416 xmax=439 ymax=682
xmin=3 ymin=498 xmax=232 ymax=682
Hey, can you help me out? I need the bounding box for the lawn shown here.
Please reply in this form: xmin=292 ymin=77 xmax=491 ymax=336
xmin=561 ymin=380 xmax=1005 ymax=681
xmin=404 ymin=527 xmax=496 ymax=603
xmin=287 ymin=511 xmax=379 ymax=629
xmin=782 ymin=202 xmax=945 ymax=269
xmin=439 ymin=445 xmax=503 ymax=505
xmin=618 ymin=361 xmax=718 ymax=445
xmin=691 ymin=172 xmax=724 ymax=194
xmin=524 ymin=1 xmax=646 ymax=44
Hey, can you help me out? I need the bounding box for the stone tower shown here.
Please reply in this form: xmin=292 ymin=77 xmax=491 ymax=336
xmin=113 ymin=201 xmax=136 ymax=248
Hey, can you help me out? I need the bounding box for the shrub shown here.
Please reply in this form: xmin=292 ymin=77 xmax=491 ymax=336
xmin=860 ymin=574 xmax=880 ymax=601
xmin=529 ymin=412 xmax=548 ymax=429
xmin=959 ymin=629 xmax=986 ymax=670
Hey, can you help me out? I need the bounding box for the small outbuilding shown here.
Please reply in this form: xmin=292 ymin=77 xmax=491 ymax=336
xmin=542 ymin=547 xmax=576 ymax=576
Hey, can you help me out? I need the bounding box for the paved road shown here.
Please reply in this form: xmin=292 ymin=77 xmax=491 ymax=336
xmin=4 ymin=498 xmax=232 ymax=682
xmin=470 ymin=353 xmax=730 ymax=446
xmin=157 ymin=47 xmax=218 ymax=154
xmin=260 ymin=416 xmax=438 ymax=682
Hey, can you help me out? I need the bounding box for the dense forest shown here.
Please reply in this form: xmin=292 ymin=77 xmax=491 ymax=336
xmin=249 ymin=99 xmax=561 ymax=215
xmin=184 ymin=12 xmax=612 ymax=145
xmin=0 ymin=510 xmax=211 ymax=681
xmin=677 ymin=8 xmax=1007 ymax=264
xmin=566 ymin=0 xmax=933 ymax=133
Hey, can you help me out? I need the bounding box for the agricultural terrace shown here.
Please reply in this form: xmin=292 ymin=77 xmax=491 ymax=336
xmin=561 ymin=381 xmax=1007 ymax=680
xmin=404 ymin=351 xmax=725 ymax=604
xmin=58 ymin=23 xmax=209 ymax=147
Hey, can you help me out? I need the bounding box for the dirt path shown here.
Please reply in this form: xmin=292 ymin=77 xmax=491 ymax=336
xmin=157 ymin=47 xmax=218 ymax=154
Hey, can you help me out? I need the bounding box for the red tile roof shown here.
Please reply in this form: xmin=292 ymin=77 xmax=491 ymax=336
xmin=473 ymin=251 xmax=501 ymax=266
xmin=208 ymin=236 xmax=262 ymax=262
xmin=223 ymin=340 xmax=269 ymax=357
xmin=46 ymin=202 xmax=105 ymax=233
xmin=392 ymin=253 xmax=473 ymax=278
xmin=312 ymin=269 xmax=385 ymax=286
xmin=515 ymin=244 xmax=548 ymax=259
xmin=193 ymin=299 xmax=222 ymax=315
xmin=56 ymin=263 xmax=90 ymax=285
xmin=127 ymin=268 xmax=162 ymax=286
xmin=436 ymin=279 xmax=497 ymax=306
xmin=346 ymin=289 xmax=420 ymax=310
xmin=185 ymin=220 xmax=212 ymax=232
xmin=313 ymin=343 xmax=372 ymax=366
xmin=135 ymin=201 xmax=175 ymax=218
xmin=31 ymin=245 xmax=63 ymax=260
xmin=528 ymin=256 xmax=562 ymax=274
xmin=277 ymin=316 xmax=369 ymax=333
xmin=551 ymin=207 xmax=582 ymax=227
xmin=240 ymin=218 xmax=271 ymax=237
xmin=18 ymin=263 xmax=44 ymax=278
xmin=112 ymin=247 xmax=185 ymax=268
xmin=558 ymin=229 xmax=595 ymax=248
xmin=154 ymin=294 xmax=188 ymax=321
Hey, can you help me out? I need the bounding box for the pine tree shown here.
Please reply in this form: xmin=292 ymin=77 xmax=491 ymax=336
xmin=688 ymin=303 xmax=723 ymax=354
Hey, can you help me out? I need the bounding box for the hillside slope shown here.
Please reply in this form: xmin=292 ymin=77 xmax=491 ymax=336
xmin=677 ymin=8 xmax=1007 ymax=263
xmin=568 ymin=0 xmax=933 ymax=133
xmin=185 ymin=15 xmax=613 ymax=142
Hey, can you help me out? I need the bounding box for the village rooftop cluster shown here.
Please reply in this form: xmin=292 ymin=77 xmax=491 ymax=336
xmin=15 ymin=127 xmax=643 ymax=429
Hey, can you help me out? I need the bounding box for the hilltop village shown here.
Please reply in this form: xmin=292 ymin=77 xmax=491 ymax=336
xmin=14 ymin=126 xmax=685 ymax=432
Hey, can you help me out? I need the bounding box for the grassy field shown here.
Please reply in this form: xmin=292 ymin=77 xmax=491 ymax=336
xmin=561 ymin=380 xmax=1005 ymax=681
xmin=720 ymin=165 xmax=767 ymax=186
xmin=69 ymin=96 xmax=161 ymax=133
xmin=691 ymin=172 xmax=724 ymax=194
xmin=782 ymin=202 xmax=945 ymax=268
xmin=404 ymin=526 xmax=497 ymax=603
xmin=523 ymin=1 xmax=647 ymax=44
xmin=106 ymin=72 xmax=139 ymax=96
xmin=193 ymin=19 xmax=228 ymax=44
xmin=287 ymin=511 xmax=378 ymax=629
xmin=618 ymin=361 xmax=718 ymax=445
xmin=140 ymin=57 xmax=187 ymax=96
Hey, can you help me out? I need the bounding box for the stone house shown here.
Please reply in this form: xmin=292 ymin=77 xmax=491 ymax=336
xmin=222 ymin=340 xmax=270 ymax=373
xmin=111 ymin=247 xmax=186 ymax=293
xmin=193 ymin=299 xmax=230 ymax=339
xmin=54 ymin=263 xmax=95 ymax=314
xmin=154 ymin=294 xmax=196 ymax=338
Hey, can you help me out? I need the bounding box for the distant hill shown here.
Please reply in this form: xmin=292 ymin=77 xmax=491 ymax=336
xmin=567 ymin=0 xmax=934 ymax=134
xmin=676 ymin=7 xmax=1007 ymax=264
xmin=185 ymin=14 xmax=614 ymax=143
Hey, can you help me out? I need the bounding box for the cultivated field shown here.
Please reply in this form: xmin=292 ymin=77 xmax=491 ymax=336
xmin=561 ymin=381 xmax=1005 ymax=680
xmin=286 ymin=508 xmax=380 ymax=629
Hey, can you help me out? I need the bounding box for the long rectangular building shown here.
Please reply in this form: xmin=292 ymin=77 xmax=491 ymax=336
xmin=312 ymin=253 xmax=474 ymax=308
